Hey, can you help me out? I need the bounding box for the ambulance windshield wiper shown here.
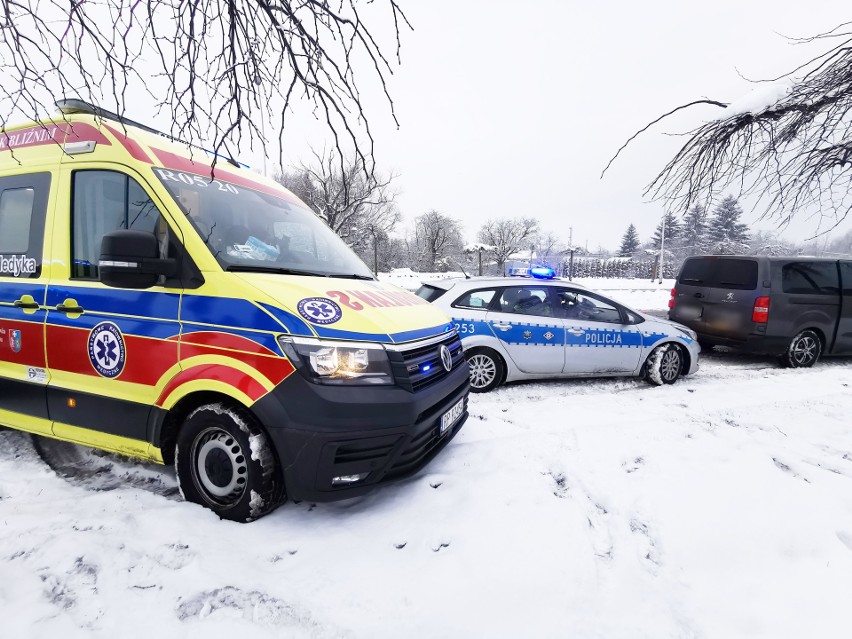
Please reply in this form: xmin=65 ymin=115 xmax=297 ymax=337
xmin=226 ymin=265 xmax=327 ymax=277
xmin=333 ymin=273 xmax=375 ymax=280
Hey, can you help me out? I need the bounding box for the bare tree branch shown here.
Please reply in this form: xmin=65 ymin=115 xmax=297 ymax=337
xmin=604 ymin=22 xmax=852 ymax=234
xmin=0 ymin=0 xmax=411 ymax=174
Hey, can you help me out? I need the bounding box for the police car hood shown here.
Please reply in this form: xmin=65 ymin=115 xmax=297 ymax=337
xmin=235 ymin=273 xmax=454 ymax=343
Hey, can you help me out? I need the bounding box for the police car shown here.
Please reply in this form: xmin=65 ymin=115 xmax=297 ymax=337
xmin=418 ymin=267 xmax=700 ymax=392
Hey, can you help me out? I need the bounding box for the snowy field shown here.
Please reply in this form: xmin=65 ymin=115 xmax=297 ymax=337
xmin=2 ymin=279 xmax=852 ymax=638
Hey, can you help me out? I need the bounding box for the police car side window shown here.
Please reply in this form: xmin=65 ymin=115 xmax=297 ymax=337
xmin=558 ymin=290 xmax=622 ymax=323
xmin=453 ymin=289 xmax=497 ymax=311
xmin=0 ymin=172 xmax=50 ymax=279
xmin=498 ymin=287 xmax=554 ymax=317
xmin=72 ymin=171 xmax=166 ymax=279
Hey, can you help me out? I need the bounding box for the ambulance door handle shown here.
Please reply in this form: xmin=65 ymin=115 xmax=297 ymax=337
xmin=56 ymin=302 xmax=85 ymax=314
xmin=491 ymin=322 xmax=512 ymax=331
xmin=567 ymin=328 xmax=585 ymax=336
xmin=13 ymin=298 xmax=40 ymax=310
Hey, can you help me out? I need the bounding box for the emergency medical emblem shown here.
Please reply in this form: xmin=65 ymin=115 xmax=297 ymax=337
xmin=297 ymin=297 xmax=342 ymax=325
xmin=9 ymin=329 xmax=21 ymax=353
xmin=87 ymin=322 xmax=126 ymax=378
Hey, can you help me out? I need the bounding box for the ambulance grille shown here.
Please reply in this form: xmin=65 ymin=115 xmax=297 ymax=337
xmin=392 ymin=333 xmax=465 ymax=393
xmin=385 ymin=394 xmax=468 ymax=479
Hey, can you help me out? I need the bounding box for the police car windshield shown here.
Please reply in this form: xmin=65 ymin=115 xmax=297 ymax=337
xmin=153 ymin=168 xmax=374 ymax=279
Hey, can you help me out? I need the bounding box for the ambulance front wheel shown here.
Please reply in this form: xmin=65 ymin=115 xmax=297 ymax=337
xmin=465 ymin=347 xmax=504 ymax=393
xmin=175 ymin=402 xmax=284 ymax=522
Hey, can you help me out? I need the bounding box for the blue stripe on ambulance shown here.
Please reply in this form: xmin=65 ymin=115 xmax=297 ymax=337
xmin=257 ymin=302 xmax=315 ymax=337
xmin=390 ymin=323 xmax=454 ymax=344
xmin=313 ymin=325 xmax=390 ymax=342
xmin=46 ymin=286 xmax=179 ymax=319
xmin=182 ymin=296 xmax=284 ymax=332
xmin=0 ymin=282 xmax=47 ymax=304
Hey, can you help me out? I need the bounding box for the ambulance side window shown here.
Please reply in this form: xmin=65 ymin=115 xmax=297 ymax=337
xmin=71 ymin=170 xmax=166 ymax=279
xmin=0 ymin=172 xmax=51 ymax=279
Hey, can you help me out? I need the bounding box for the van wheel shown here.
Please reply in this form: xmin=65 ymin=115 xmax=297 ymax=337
xmin=465 ymin=348 xmax=504 ymax=392
xmin=175 ymin=402 xmax=284 ymax=522
xmin=644 ymin=343 xmax=683 ymax=386
xmin=780 ymin=330 xmax=822 ymax=368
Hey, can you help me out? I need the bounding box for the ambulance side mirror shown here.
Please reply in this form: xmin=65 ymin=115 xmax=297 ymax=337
xmin=99 ymin=229 xmax=177 ymax=289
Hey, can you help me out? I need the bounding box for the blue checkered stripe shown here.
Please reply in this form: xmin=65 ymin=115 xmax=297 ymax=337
xmin=566 ymin=327 xmax=669 ymax=348
xmin=491 ymin=321 xmax=565 ymax=346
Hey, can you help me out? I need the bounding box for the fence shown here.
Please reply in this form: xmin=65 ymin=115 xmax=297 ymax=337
xmin=560 ymin=258 xmax=679 ymax=280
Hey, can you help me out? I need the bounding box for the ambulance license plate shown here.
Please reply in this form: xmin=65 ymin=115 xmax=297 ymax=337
xmin=440 ymin=399 xmax=464 ymax=434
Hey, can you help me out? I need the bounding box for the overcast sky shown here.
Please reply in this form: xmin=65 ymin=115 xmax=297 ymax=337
xmin=266 ymin=0 xmax=851 ymax=251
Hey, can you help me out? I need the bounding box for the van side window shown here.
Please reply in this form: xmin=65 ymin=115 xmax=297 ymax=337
xmin=0 ymin=172 xmax=51 ymax=278
xmin=72 ymin=171 xmax=166 ymax=279
xmin=782 ymin=262 xmax=839 ymax=295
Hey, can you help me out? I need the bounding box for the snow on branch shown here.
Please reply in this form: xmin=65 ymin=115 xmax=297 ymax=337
xmin=604 ymin=22 xmax=852 ymax=233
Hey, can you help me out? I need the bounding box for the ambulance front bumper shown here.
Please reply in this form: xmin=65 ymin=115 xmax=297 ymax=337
xmin=251 ymin=363 xmax=470 ymax=502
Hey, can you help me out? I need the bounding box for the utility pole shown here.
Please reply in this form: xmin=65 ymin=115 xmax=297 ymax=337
xmin=656 ymin=212 xmax=666 ymax=284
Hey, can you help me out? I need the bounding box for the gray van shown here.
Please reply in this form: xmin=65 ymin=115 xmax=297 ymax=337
xmin=668 ymin=256 xmax=852 ymax=367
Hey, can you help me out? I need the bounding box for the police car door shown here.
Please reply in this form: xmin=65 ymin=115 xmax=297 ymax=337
xmin=484 ymin=286 xmax=565 ymax=374
xmin=558 ymin=288 xmax=643 ymax=374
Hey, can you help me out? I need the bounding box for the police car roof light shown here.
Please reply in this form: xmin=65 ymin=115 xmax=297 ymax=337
xmin=530 ymin=266 xmax=556 ymax=279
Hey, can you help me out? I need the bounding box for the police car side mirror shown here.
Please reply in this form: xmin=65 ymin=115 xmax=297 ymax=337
xmin=99 ymin=229 xmax=177 ymax=289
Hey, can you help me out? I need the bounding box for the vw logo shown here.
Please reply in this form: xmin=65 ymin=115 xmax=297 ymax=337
xmin=439 ymin=344 xmax=452 ymax=372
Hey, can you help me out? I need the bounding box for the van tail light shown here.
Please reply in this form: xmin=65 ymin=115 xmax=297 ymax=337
xmin=668 ymin=287 xmax=677 ymax=309
xmin=752 ymin=296 xmax=770 ymax=323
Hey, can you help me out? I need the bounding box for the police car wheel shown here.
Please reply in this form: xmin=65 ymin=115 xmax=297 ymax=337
xmin=780 ymin=330 xmax=822 ymax=368
xmin=466 ymin=348 xmax=504 ymax=393
xmin=644 ymin=343 xmax=683 ymax=386
xmin=176 ymin=403 xmax=284 ymax=522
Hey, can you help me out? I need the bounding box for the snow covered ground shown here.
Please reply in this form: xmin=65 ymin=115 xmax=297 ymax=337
xmin=2 ymin=280 xmax=852 ymax=638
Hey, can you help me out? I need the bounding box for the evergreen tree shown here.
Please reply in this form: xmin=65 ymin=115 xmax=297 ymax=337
xmin=680 ymin=203 xmax=709 ymax=256
xmin=708 ymin=195 xmax=750 ymax=254
xmin=651 ymin=211 xmax=681 ymax=247
xmin=618 ymin=224 xmax=640 ymax=257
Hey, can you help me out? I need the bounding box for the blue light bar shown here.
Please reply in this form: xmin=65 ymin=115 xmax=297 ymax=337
xmin=530 ymin=266 xmax=556 ymax=279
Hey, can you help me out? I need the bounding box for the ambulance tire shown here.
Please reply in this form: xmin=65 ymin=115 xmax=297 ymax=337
xmin=643 ymin=343 xmax=683 ymax=386
xmin=176 ymin=402 xmax=284 ymax=523
xmin=465 ymin=347 xmax=504 ymax=393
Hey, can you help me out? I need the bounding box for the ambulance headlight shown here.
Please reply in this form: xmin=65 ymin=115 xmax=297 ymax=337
xmin=277 ymin=336 xmax=394 ymax=385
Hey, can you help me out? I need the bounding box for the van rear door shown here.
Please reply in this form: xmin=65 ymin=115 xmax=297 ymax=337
xmin=670 ymin=257 xmax=760 ymax=341
xmin=836 ymin=262 xmax=852 ymax=354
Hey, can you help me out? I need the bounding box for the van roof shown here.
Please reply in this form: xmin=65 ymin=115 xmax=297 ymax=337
xmin=687 ymin=255 xmax=849 ymax=263
xmin=0 ymin=100 xmax=302 ymax=205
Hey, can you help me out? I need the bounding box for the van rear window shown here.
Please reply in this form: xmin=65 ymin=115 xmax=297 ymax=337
xmin=678 ymin=258 xmax=758 ymax=290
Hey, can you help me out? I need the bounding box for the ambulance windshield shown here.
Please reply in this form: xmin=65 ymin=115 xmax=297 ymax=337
xmin=153 ymin=168 xmax=374 ymax=279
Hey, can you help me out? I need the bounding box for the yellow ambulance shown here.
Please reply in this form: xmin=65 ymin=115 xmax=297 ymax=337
xmin=0 ymin=100 xmax=469 ymax=521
